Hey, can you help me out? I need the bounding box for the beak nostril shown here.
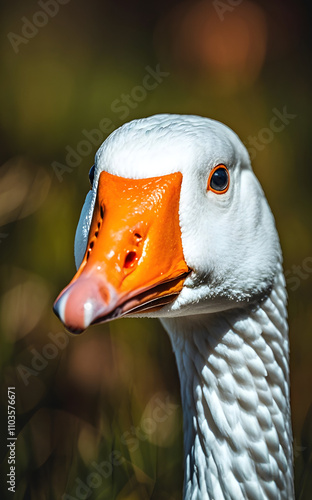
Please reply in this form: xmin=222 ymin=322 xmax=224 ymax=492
xmin=86 ymin=241 xmax=95 ymax=261
xmin=100 ymin=206 xmax=104 ymax=219
xmin=134 ymin=232 xmax=142 ymax=240
xmin=124 ymin=251 xmax=137 ymax=269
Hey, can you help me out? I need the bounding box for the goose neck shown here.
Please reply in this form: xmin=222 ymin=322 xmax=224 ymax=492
xmin=162 ymin=281 xmax=293 ymax=499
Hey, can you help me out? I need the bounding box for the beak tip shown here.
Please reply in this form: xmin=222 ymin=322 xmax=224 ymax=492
xmin=53 ymin=288 xmax=87 ymax=334
xmin=53 ymin=278 xmax=112 ymax=334
xmin=53 ymin=292 xmax=66 ymax=323
xmin=65 ymin=325 xmax=85 ymax=335
xmin=52 ymin=303 xmax=60 ymax=320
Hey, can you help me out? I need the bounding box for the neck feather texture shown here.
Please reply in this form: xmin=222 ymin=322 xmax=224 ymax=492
xmin=162 ymin=266 xmax=294 ymax=500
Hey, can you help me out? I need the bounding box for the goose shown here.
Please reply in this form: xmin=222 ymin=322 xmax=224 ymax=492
xmin=53 ymin=114 xmax=294 ymax=499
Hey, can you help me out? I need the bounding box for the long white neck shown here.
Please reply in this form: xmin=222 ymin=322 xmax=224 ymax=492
xmin=162 ymin=266 xmax=294 ymax=500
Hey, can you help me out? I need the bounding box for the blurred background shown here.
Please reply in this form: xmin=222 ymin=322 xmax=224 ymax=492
xmin=0 ymin=0 xmax=311 ymax=498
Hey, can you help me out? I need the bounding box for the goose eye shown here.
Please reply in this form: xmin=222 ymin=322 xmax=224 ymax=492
xmin=208 ymin=165 xmax=229 ymax=194
xmin=89 ymin=165 xmax=95 ymax=188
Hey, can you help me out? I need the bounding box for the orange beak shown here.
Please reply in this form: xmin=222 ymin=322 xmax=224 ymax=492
xmin=53 ymin=171 xmax=190 ymax=333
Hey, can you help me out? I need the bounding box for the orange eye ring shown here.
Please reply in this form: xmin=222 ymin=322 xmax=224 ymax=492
xmin=207 ymin=164 xmax=230 ymax=194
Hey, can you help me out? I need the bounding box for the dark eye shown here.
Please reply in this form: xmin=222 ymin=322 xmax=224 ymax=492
xmin=89 ymin=165 xmax=95 ymax=188
xmin=208 ymin=165 xmax=229 ymax=194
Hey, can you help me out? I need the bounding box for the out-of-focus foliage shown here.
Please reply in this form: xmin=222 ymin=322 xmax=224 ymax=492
xmin=0 ymin=0 xmax=311 ymax=498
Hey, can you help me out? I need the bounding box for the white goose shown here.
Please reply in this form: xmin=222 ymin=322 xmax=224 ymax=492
xmin=54 ymin=114 xmax=294 ymax=499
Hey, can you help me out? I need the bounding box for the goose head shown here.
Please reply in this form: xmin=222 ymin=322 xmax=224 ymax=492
xmin=54 ymin=114 xmax=294 ymax=499
xmin=54 ymin=114 xmax=280 ymax=331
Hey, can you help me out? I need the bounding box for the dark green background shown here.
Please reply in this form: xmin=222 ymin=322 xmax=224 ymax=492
xmin=0 ymin=0 xmax=311 ymax=498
